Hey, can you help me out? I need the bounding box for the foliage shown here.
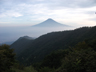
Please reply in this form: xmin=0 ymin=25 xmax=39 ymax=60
xmin=39 ymin=67 xmax=55 ymax=72
xmin=11 ymin=66 xmax=37 ymax=72
xmin=40 ymin=49 xmax=69 ymax=69
xmin=57 ymin=41 xmax=96 ymax=72
xmin=36 ymin=39 xmax=96 ymax=72
xmin=0 ymin=44 xmax=15 ymax=72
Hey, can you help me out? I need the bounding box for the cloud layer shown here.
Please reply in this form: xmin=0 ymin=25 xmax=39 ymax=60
xmin=0 ymin=0 xmax=96 ymax=27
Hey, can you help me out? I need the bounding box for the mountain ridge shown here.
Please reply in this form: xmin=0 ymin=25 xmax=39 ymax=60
xmin=10 ymin=36 xmax=35 ymax=56
xmin=19 ymin=36 xmax=34 ymax=40
xmin=10 ymin=26 xmax=96 ymax=65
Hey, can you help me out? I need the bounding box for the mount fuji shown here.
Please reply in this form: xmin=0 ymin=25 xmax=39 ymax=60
xmin=32 ymin=18 xmax=69 ymax=27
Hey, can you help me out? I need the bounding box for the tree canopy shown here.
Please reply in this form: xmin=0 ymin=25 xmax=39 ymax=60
xmin=0 ymin=44 xmax=15 ymax=72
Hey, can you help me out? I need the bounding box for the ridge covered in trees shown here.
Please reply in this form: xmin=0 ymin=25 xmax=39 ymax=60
xmin=1 ymin=26 xmax=96 ymax=72
xmin=36 ymin=39 xmax=96 ymax=72
xmin=13 ymin=26 xmax=96 ymax=65
xmin=1 ymin=38 xmax=96 ymax=72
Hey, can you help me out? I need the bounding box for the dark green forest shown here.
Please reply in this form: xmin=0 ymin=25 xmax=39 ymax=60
xmin=1 ymin=26 xmax=96 ymax=72
xmin=0 ymin=45 xmax=15 ymax=72
xmin=11 ymin=26 xmax=96 ymax=65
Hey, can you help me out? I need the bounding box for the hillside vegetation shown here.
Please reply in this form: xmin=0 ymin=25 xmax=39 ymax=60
xmin=1 ymin=26 xmax=96 ymax=72
xmin=10 ymin=36 xmax=34 ymax=56
xmin=36 ymin=39 xmax=96 ymax=72
xmin=14 ymin=26 xmax=96 ymax=65
xmin=1 ymin=38 xmax=96 ymax=72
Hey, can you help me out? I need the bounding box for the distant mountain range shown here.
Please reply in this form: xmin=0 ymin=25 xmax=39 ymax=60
xmin=32 ymin=18 xmax=69 ymax=27
xmin=10 ymin=26 xmax=96 ymax=65
xmin=0 ymin=41 xmax=14 ymax=45
xmin=0 ymin=36 xmax=33 ymax=45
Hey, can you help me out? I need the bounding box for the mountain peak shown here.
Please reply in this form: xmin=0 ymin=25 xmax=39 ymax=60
xmin=45 ymin=18 xmax=56 ymax=22
xmin=32 ymin=18 xmax=69 ymax=27
xmin=47 ymin=18 xmax=54 ymax=21
xmin=19 ymin=36 xmax=33 ymax=40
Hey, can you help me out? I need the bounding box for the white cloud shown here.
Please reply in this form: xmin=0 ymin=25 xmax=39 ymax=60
xmin=0 ymin=10 xmax=23 ymax=17
xmin=0 ymin=0 xmax=96 ymax=27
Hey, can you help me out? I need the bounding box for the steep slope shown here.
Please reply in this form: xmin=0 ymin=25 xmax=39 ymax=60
xmin=32 ymin=18 xmax=69 ymax=27
xmin=10 ymin=36 xmax=34 ymax=56
xmin=16 ymin=26 xmax=96 ymax=65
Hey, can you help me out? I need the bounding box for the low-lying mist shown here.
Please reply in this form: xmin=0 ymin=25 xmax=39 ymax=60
xmin=0 ymin=26 xmax=75 ymax=44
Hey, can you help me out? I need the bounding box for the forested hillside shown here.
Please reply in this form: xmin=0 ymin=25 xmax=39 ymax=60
xmin=36 ymin=39 xmax=96 ymax=72
xmin=10 ymin=36 xmax=34 ymax=56
xmin=1 ymin=26 xmax=96 ymax=72
xmin=14 ymin=26 xmax=96 ymax=65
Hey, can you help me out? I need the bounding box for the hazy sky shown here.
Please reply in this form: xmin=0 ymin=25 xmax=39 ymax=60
xmin=0 ymin=0 xmax=96 ymax=27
